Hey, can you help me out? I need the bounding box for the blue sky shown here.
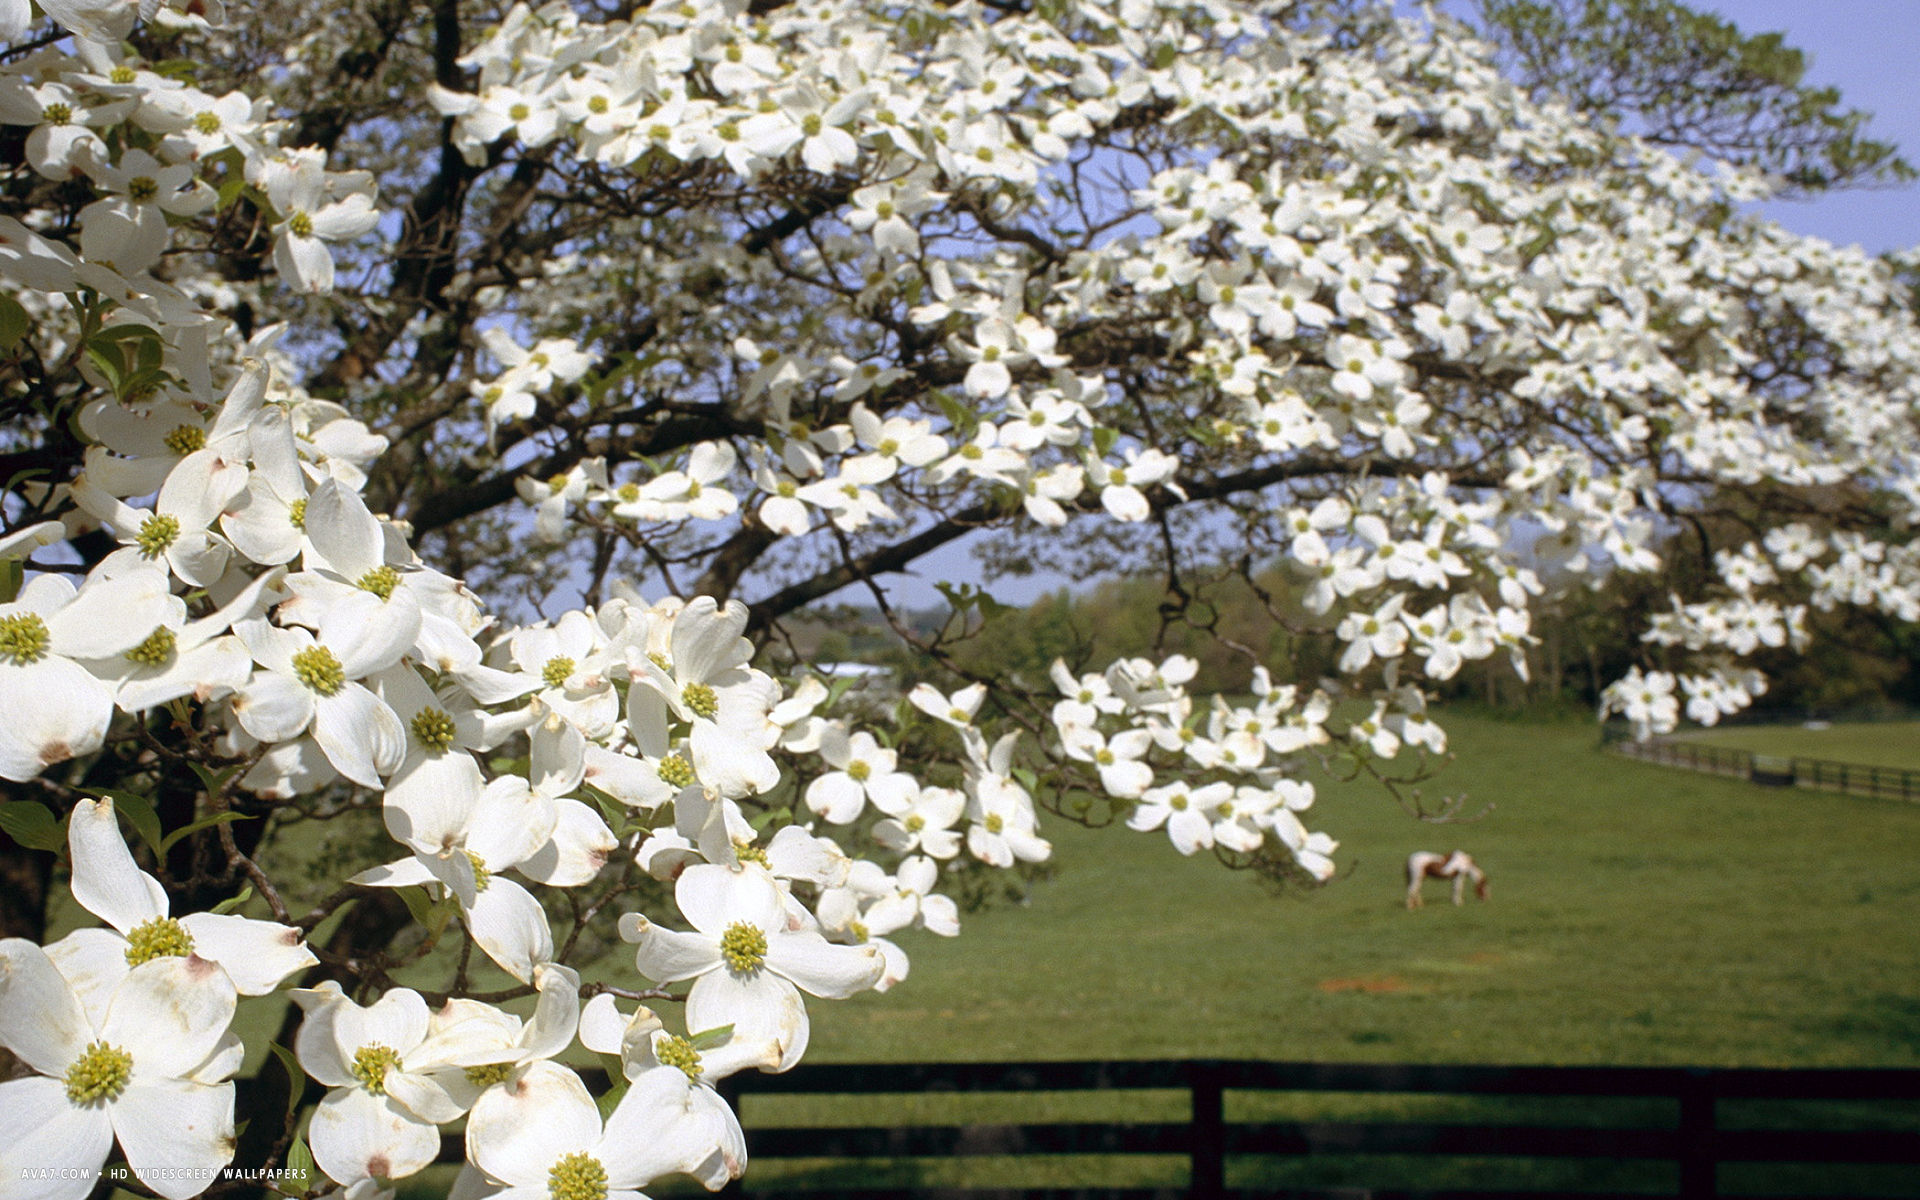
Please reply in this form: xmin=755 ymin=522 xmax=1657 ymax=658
xmin=881 ymin=1 xmax=1920 ymax=610
xmin=1706 ymin=0 xmax=1920 ymax=252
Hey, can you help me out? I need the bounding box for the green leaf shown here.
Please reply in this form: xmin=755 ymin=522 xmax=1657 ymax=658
xmin=0 ymin=293 xmax=29 ymax=354
xmin=1092 ymin=425 xmax=1119 ymax=458
xmin=0 ymin=558 xmax=21 ymax=604
xmin=267 ymin=1042 xmax=306 ymax=1117
xmin=397 ymin=885 xmax=436 ymax=930
xmin=158 ymin=810 xmax=254 ymax=856
xmin=186 ymin=761 xmax=243 ymax=796
xmin=81 ymin=789 xmax=163 ymax=858
xmin=210 ymin=885 xmax=254 ymax=916
xmin=582 ymin=783 xmax=630 ymax=832
xmin=687 ymin=1023 xmax=735 ymax=1051
xmin=0 ymin=801 xmax=63 ymax=851
xmin=282 ymin=1129 xmax=315 ymax=1196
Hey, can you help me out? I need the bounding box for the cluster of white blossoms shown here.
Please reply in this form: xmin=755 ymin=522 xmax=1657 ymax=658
xmin=2 ymin=0 xmax=1919 ymax=1192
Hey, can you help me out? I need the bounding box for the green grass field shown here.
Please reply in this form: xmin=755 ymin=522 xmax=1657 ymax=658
xmin=1682 ymin=720 xmax=1920 ymax=770
xmin=796 ymin=712 xmax=1920 ymax=1069
xmin=699 ymin=712 xmax=1920 ymax=1195
xmin=85 ymin=712 xmax=1920 ymax=1197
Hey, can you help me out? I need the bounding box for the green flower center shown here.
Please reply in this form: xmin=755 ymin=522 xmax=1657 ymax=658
xmin=720 ymin=921 xmax=768 ymax=973
xmin=878 ymin=437 xmax=900 ymax=455
xmin=848 ymin=920 xmax=869 ymax=943
xmin=127 ymin=176 xmax=160 ymax=203
xmin=135 ymin=513 xmax=180 ymax=558
xmin=357 ymin=566 xmax=401 ymax=600
xmin=287 ymin=211 xmax=314 ymax=238
xmin=776 ymin=480 xmax=797 ymax=498
xmin=411 ymin=707 xmax=456 ymax=751
xmin=292 ymin=645 xmax=346 ymax=696
xmin=288 ymin=498 xmax=307 ymax=528
xmin=657 ymin=1034 xmax=703 ymax=1081
xmin=657 ymin=754 xmax=696 ymax=789
xmin=542 ymin=656 xmax=575 ymax=689
xmin=352 ymin=1044 xmax=402 ymax=1094
xmin=42 ymin=102 xmax=72 ymax=125
xmin=466 ymin=850 xmax=491 ymax=893
xmin=466 ymin=1062 xmax=514 ymax=1088
xmin=194 ymin=111 xmax=222 ymax=134
xmin=681 ymin=681 xmax=718 ymax=719
xmin=587 ymin=95 xmax=609 ymax=115
xmin=163 ymin=424 xmax=206 ymax=455
xmin=509 ymin=103 xmax=531 ymax=121
xmin=124 ymin=916 xmax=193 ymax=965
xmin=617 ymin=482 xmax=641 ymax=502
xmin=734 ymin=840 xmax=768 ymax=866
xmin=0 ymin=613 xmax=50 ymax=664
xmin=546 ymin=472 xmax=569 ymax=493
xmin=1095 ymin=749 xmax=1115 ymax=765
xmin=110 ymin=66 xmax=136 ymax=84
xmin=985 ymin=813 xmax=1005 ymax=834
xmin=904 ymin=814 xmax=925 ymax=832
xmin=548 ymin=1151 xmax=608 ymax=1200
xmin=1170 ymin=794 xmax=1189 ymax=811
xmin=64 ymin=1041 xmax=133 ymax=1105
xmin=846 ymin=759 xmax=871 ymax=783
xmin=802 ymin=113 xmax=823 ymax=136
xmin=125 ymin=626 xmax=177 ymax=667
xmin=948 ymin=708 xmax=970 ymax=723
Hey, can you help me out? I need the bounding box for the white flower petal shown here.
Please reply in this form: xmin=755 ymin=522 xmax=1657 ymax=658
xmin=675 ymin=864 xmax=783 ymax=938
xmin=42 ymin=927 xmax=129 ymax=1029
xmin=0 ymin=1076 xmax=114 ymax=1200
xmin=67 ymin=798 xmax=169 ymax=934
xmin=465 ymin=878 xmax=553 ymax=984
xmin=313 ymin=684 xmax=405 ymax=789
xmin=685 ymin=969 xmax=808 ymax=1073
xmin=466 ymin=1061 xmax=603 ymax=1189
xmin=232 ymin=670 xmax=316 ymax=745
xmin=383 ymin=752 xmax=484 ymax=855
xmin=100 ymin=956 xmax=236 ymax=1083
xmin=516 ymin=798 xmax=615 ymax=887
xmin=309 ymin=1085 xmax=440 ymax=1186
xmin=0 ymin=939 xmax=92 ymax=1075
xmin=766 ymin=931 xmax=883 ymax=999
xmin=598 ymin=1067 xmax=727 ymax=1189
xmin=619 ymin=914 xmax=719 ymax=985
xmin=112 ymin=1080 xmax=236 ymax=1200
xmin=0 ymin=659 xmax=113 ymax=781
xmin=176 ymin=912 xmax=317 ymax=995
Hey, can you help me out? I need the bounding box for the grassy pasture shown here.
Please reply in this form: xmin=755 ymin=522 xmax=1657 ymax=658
xmin=690 ymin=712 xmax=1920 ymax=1195
xmin=1681 ymin=719 xmax=1920 ymax=771
xmin=798 ymin=712 xmax=1920 ymax=1068
xmin=78 ymin=711 xmax=1920 ymax=1197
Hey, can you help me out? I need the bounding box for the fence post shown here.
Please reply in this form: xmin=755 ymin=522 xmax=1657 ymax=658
xmin=1189 ymin=1060 xmax=1225 ymax=1200
xmin=1677 ymin=1068 xmax=1717 ymax=1200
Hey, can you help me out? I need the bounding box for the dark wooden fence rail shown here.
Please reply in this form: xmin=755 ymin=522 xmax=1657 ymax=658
xmin=701 ymin=1060 xmax=1920 ymax=1200
xmin=1610 ymin=738 xmax=1920 ymax=801
xmin=1789 ymin=756 xmax=1920 ymax=801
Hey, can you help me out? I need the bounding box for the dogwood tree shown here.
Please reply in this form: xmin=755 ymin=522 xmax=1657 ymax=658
xmin=1 ymin=0 xmax=1916 ymax=1193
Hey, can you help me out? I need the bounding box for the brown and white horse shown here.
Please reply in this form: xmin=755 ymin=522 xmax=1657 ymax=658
xmin=1405 ymin=850 xmax=1489 ymax=909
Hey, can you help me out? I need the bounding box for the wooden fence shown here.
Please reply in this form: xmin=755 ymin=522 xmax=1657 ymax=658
xmin=696 ymin=1059 xmax=1920 ymax=1200
xmin=1610 ymin=737 xmax=1920 ymax=801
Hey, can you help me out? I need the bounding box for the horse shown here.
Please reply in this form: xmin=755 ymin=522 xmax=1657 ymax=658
xmin=1405 ymin=850 xmax=1489 ymax=909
